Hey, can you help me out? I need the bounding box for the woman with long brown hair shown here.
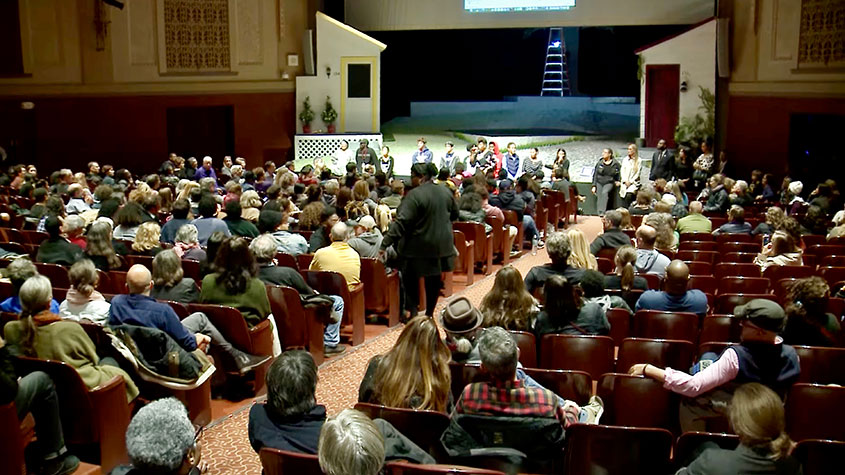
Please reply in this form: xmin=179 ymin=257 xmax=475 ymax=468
xmin=533 ymin=275 xmax=608 ymax=337
xmin=85 ymin=221 xmax=124 ymax=271
xmin=479 ymin=266 xmax=538 ymax=331
xmin=358 ymin=316 xmax=451 ymax=413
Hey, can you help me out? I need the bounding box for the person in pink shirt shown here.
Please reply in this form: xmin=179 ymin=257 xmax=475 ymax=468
xmin=628 ymin=299 xmax=800 ymax=432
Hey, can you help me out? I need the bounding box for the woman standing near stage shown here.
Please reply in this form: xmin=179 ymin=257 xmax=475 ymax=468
xmin=619 ymin=143 xmax=643 ymax=207
xmin=591 ymin=148 xmax=621 ymax=215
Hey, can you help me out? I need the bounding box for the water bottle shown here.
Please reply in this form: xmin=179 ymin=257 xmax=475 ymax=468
xmin=531 ymin=236 xmax=538 ymax=255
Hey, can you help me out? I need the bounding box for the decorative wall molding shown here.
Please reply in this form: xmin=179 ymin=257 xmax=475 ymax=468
xmin=162 ymin=0 xmax=231 ymax=72
xmin=798 ymin=0 xmax=845 ymax=68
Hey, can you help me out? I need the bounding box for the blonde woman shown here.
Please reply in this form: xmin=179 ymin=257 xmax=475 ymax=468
xmin=175 ymin=181 xmax=199 ymax=203
xmin=619 ymin=143 xmax=642 ymax=207
xmin=239 ymin=190 xmax=262 ymax=223
xmin=58 ymin=259 xmax=110 ymax=325
xmin=567 ymin=228 xmax=598 ymax=270
xmin=131 ymin=221 xmax=163 ymax=256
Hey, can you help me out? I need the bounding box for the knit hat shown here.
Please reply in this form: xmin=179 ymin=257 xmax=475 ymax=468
xmin=735 ymin=299 xmax=786 ymax=333
xmin=788 ymin=181 xmax=803 ymax=195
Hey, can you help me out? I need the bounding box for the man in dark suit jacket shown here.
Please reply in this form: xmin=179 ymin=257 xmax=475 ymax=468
xmin=649 ymin=139 xmax=675 ymax=181
xmin=36 ymin=216 xmax=83 ymax=266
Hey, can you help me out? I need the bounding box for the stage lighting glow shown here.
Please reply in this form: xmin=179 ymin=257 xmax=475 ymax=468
xmin=551 ymin=41 xmax=561 ymax=47
xmin=465 ymin=0 xmax=576 ymax=13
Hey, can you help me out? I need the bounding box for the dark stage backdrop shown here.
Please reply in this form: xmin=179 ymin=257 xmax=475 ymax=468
xmin=367 ymin=25 xmax=688 ymax=123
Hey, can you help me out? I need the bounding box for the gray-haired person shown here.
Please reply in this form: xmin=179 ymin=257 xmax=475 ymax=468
xmin=319 ymin=409 xmax=385 ymax=475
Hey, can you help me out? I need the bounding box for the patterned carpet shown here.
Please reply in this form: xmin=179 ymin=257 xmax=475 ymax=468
xmin=202 ymin=216 xmax=603 ymax=473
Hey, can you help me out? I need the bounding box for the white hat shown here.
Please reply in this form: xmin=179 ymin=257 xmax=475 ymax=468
xmin=661 ymin=193 xmax=677 ymax=206
xmin=789 ymin=181 xmax=803 ymax=195
xmin=357 ymin=215 xmax=376 ymax=230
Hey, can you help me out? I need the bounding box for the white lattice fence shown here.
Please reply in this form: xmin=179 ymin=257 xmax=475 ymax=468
xmin=294 ymin=134 xmax=384 ymax=161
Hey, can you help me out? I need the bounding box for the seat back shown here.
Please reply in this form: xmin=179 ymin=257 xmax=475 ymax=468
xmin=107 ymin=270 xmax=128 ymax=294
xmin=616 ymin=338 xmax=695 ymax=374
xmin=449 ymin=362 xmax=483 ymax=403
xmin=793 ymin=345 xmax=845 ymax=385
xmin=296 ymin=253 xmax=314 ymax=270
xmin=361 ymin=257 xmax=389 ymax=313
xmin=786 ymin=383 xmax=845 ymax=441
xmin=485 ymin=215 xmax=505 ymax=258
xmin=187 ymin=303 xmax=254 ymax=353
xmin=688 ymin=275 xmax=717 ymax=294
xmin=563 ymin=424 xmax=673 ymax=475
xmin=596 ymin=247 xmax=618 ymax=262
xmin=717 ymin=276 xmax=770 ymax=295
xmin=717 ymin=242 xmax=759 ymax=255
xmin=508 ymin=331 xmax=536 ymax=368
xmin=597 ymin=373 xmax=679 ymax=431
xmin=521 ymin=368 xmax=592 ymax=406
xmin=124 ymin=254 xmax=154 ymax=270
xmin=596 ymin=257 xmax=614 ymax=274
xmin=265 ymin=284 xmax=307 ymax=351
xmin=385 ymin=461 xmax=505 ymax=475
xmin=684 ymin=261 xmax=712 ymax=276
xmin=721 ymin=252 xmax=758 ymax=263
xmin=304 ymin=269 xmax=354 ymax=324
xmin=678 ymin=241 xmax=718 ymax=251
xmin=274 ymin=252 xmax=299 ymax=270
xmin=700 ymin=315 xmax=742 ymax=344
xmin=636 ymin=273 xmax=661 ymax=290
xmin=793 ymin=440 xmax=845 ymax=475
xmin=676 ymin=250 xmax=718 ymax=264
xmin=819 ymin=255 xmax=845 ymax=267
xmin=452 ymin=222 xmax=488 ymax=264
xmin=715 ymin=233 xmax=753 ymax=243
xmin=181 ymin=259 xmax=201 ymax=282
xmin=605 ymin=288 xmax=644 ymax=310
xmin=762 ymin=265 xmax=815 ymax=282
xmin=674 ymin=432 xmax=739 ymax=468
xmin=605 ymin=307 xmax=631 ymax=346
xmin=714 ymin=262 xmax=761 ymax=279
xmin=0 ymin=402 xmax=25 ymax=475
xmin=715 ymin=293 xmax=778 ymax=314
xmin=34 ymin=262 xmax=71 ymax=289
xmin=806 ymin=244 xmax=845 ymax=258
xmin=817 ymin=266 xmax=845 ymax=289
xmin=632 ymin=310 xmax=699 ymax=342
xmin=539 ymin=334 xmax=615 ymax=380
xmin=258 ymin=447 xmax=323 ymax=475
xmin=353 ymin=402 xmax=450 ymax=457
xmin=679 ymin=232 xmax=714 ymax=242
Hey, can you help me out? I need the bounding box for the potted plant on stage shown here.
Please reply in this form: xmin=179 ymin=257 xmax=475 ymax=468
xmin=299 ymin=96 xmax=315 ymax=133
xmin=322 ymin=96 xmax=338 ymax=133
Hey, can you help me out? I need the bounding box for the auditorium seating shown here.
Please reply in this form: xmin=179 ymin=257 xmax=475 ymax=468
xmin=715 ymin=293 xmax=778 ymax=314
xmin=360 ymin=258 xmax=401 ymax=327
xmin=688 ymin=274 xmax=717 ymax=294
xmin=353 ymin=402 xmax=450 ymax=458
xmin=762 ymin=264 xmax=815 ymax=282
xmin=303 ymin=270 xmax=365 ymax=346
xmin=521 ymin=368 xmax=592 ymax=406
xmin=452 ymin=230 xmax=475 ymax=285
xmin=721 ymin=251 xmax=758 ymax=263
xmin=678 ymin=240 xmax=717 ymax=251
xmin=679 ymin=232 xmax=713 ymax=242
xmin=33 ymin=262 xmax=70 ymax=288
xmin=265 ymin=284 xmax=325 ymax=365
xmin=676 ymin=250 xmax=718 ymax=264
xmin=684 ymin=260 xmax=712 ymax=276
xmin=716 ymin=276 xmax=770 ymax=295
xmin=508 ymin=331 xmax=537 ymax=368
xmin=699 ymin=314 xmax=742 ymax=344
xmin=792 ymin=345 xmax=845 ymax=385
xmin=452 ymin=222 xmax=494 ymax=275
xmin=793 ymin=440 xmax=845 ymax=475
xmin=385 ymin=461 xmax=505 ymax=475
xmin=713 ymin=262 xmax=760 ymax=279
xmin=539 ymin=334 xmax=614 ymax=380
xmin=817 ymin=266 xmax=845 ymax=289
xmin=605 ymin=307 xmax=631 ymax=346
xmin=485 ymin=215 xmax=512 ymax=265
xmin=259 ymin=447 xmax=322 ymax=475
xmin=502 ymin=210 xmax=524 ymax=251
xmin=785 ymin=383 xmax=845 ymax=441
xmin=563 ymin=424 xmax=673 ymax=475
xmin=0 ymin=401 xmax=27 ymax=475
xmin=615 ymin=338 xmax=695 ymax=374
xmin=673 ymin=432 xmax=739 ymax=469
xmin=597 ymin=373 xmax=679 ymax=432
xmin=632 ymin=310 xmax=698 ymax=342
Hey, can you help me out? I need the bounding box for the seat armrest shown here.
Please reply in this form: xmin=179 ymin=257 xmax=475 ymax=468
xmin=88 ymin=375 xmax=130 ymax=472
xmin=249 ymin=319 xmax=274 ymax=356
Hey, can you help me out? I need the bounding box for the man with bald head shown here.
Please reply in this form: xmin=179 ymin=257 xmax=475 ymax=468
xmin=635 ymin=260 xmax=708 ymax=316
xmin=109 ymin=265 xmax=269 ymax=373
xmin=635 ymin=224 xmax=671 ymax=276
xmin=676 ymin=201 xmax=712 ymax=234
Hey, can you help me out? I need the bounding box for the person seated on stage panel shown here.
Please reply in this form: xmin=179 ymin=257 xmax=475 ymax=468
xmin=378 ymin=145 xmax=395 ymax=179
xmin=36 ymin=215 xmax=84 ymax=266
xmin=522 ymin=147 xmax=544 ymax=179
xmin=676 ymin=200 xmax=713 ymax=234
xmin=150 ymin=250 xmax=200 ymax=304
xmin=411 ymin=136 xmax=433 ymax=165
xmin=479 ymin=266 xmax=539 ymax=332
xmin=649 ymin=138 xmax=675 ymax=182
xmin=1 ymin=259 xmax=61 ymax=314
xmin=331 ymin=140 xmax=355 ymax=175
xmin=3 ymin=275 xmax=139 ymax=402
xmin=636 ymin=260 xmax=708 ymax=318
xmin=173 ymin=223 xmax=208 ymax=262
xmin=534 ymin=275 xmax=609 ymax=338
xmin=131 ymin=221 xmax=163 ymax=257
xmin=308 ymin=206 xmax=340 ymax=253
xmin=524 ymin=231 xmax=584 ymax=295
xmin=701 ymin=173 xmax=730 ymax=214
xmin=634 ymin=224 xmax=671 ymax=276
xmin=550 ymin=166 xmax=572 ymax=201
xmin=200 ymin=237 xmax=272 ymax=327
xmin=589 ymin=209 xmax=631 ymax=256
xmin=628 ymin=299 xmax=800 ymax=433
xmin=192 ymin=195 xmax=231 ymax=246
xmin=58 ymin=259 xmax=111 ymax=325
xmin=713 ymin=205 xmax=753 ymax=235
xmin=220 ymin=155 xmax=233 ymax=178
xmin=782 ymin=276 xmax=841 ymax=347
xmin=676 ymin=383 xmax=801 ymax=475
xmin=112 ymin=264 xmax=269 ymax=374
xmin=161 ymin=198 xmax=192 ymax=243
xmin=501 ymin=142 xmax=522 ymax=181
xmin=439 ymin=140 xmax=461 ymax=175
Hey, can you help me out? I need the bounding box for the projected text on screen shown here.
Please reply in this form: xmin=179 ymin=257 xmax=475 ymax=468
xmin=465 ymin=0 xmax=576 ymax=13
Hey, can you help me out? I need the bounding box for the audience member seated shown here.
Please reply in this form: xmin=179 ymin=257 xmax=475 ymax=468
xmin=161 ymin=198 xmax=192 ymax=243
xmin=752 ymin=206 xmax=784 ymax=237
xmin=676 ymin=200 xmax=712 ymax=234
xmin=701 ymin=174 xmax=730 ymax=214
xmin=112 ymin=398 xmax=204 ymax=475
xmin=309 ymin=222 xmax=362 ymax=291
xmin=65 ymin=183 xmax=91 ymax=215
xmin=58 ymin=259 xmax=110 ymax=325
xmin=85 ymin=220 xmax=124 ymax=271
xmin=348 ymin=215 xmax=383 ymax=259
xmin=250 ymin=351 xmax=433 ymax=466
xmin=308 ymin=206 xmax=340 ymax=253
xmin=318 ymin=409 xmax=386 ymax=475
xmin=604 ymin=245 xmax=649 ymax=291
xmin=1 ymin=259 xmax=60 ymax=314
xmin=223 ymin=200 xmax=259 ymax=238
xmin=534 ymin=275 xmax=608 ymax=337
xmin=580 ymin=269 xmax=633 ymax=313
xmin=36 ymin=196 xmax=65 ymax=233
xmin=713 ymin=205 xmax=752 ymax=235
xmin=200 ymin=237 xmax=271 ymax=328
xmin=381 ymin=180 xmax=404 ymax=209
xmin=359 ymin=316 xmax=451 ymax=412
xmin=112 ymin=264 xmax=268 ymax=374
xmin=63 ymin=214 xmax=87 ymax=250
xmin=676 ymin=383 xmax=801 ymax=475
xmin=589 ymin=209 xmax=631 ymax=256
xmin=258 ymin=209 xmax=308 ymax=256
xmin=635 ymin=260 xmax=708 ymax=316
xmin=634 ymin=225 xmax=671 ymax=276
xmin=173 ymin=224 xmax=207 ymax=261
xmin=36 ymin=216 xmax=84 ymax=266
xmin=783 ymin=276 xmax=840 ymax=347
xmin=827 ymin=209 xmax=845 ymax=240
xmin=193 ymin=195 xmax=231 ymax=246
xmin=524 ymin=231 xmax=584 ymax=295
xmin=753 ymin=229 xmax=803 ymax=272
xmin=113 ymin=201 xmax=146 ymax=240
xmin=240 ymin=190 xmax=262 ymax=223
xmin=440 ymin=296 xmax=484 ymax=363
xmin=567 ymin=228 xmax=598 ymax=270
xmin=629 ymin=299 xmax=800 ymax=432
xmin=628 ymin=190 xmax=654 ymax=216
xmin=729 ymin=180 xmax=754 ymax=207
xmin=3 ymin=275 xmax=139 ymax=401
xmin=0 ymin=334 xmax=80 ymax=475
xmin=250 ymin=234 xmax=345 ymax=355
xmin=644 ymin=211 xmax=679 ymax=251
xmin=479 ymin=266 xmax=538 ymax=332
xmin=150 ymin=250 xmax=200 ymax=304
xmin=131 ymin=221 xmax=163 ymax=256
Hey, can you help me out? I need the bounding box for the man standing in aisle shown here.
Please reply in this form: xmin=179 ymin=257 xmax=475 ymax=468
xmin=649 ymin=139 xmax=675 ymax=182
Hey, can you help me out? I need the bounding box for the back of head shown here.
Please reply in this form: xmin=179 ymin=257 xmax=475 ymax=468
xmin=604 ymin=209 xmax=622 ymax=228
xmin=330 ymin=221 xmax=349 ymax=242
xmin=126 ymin=398 xmax=195 ymax=473
xmin=543 ymin=274 xmax=582 ymax=324
xmin=636 ymin=225 xmax=657 ymax=249
xmin=729 ymin=383 xmax=792 ymax=460
xmin=7 ymin=258 xmax=38 ymax=291
xmin=45 ymin=215 xmax=61 ymax=238
xmin=171 ymin=198 xmax=190 ymax=219
xmin=729 ymin=205 xmax=745 ymax=222
xmin=198 ymin=194 xmax=217 ymax=218
xmin=615 ymin=245 xmax=638 ymax=291
xmin=477 ymin=326 xmax=518 ymax=382
xmin=152 ymin=250 xmax=184 ymax=288
xmin=257 ymin=209 xmax=283 ymax=234
xmin=664 ymin=260 xmax=690 ymax=294
xmin=688 ymin=200 xmax=703 ymax=214
xmin=175 ymin=223 xmax=199 ymax=245
xmin=579 ymin=270 xmax=606 ymax=298
xmin=785 ymin=276 xmax=829 ymax=320
xmin=318 ymin=409 xmax=385 ymax=475
xmin=213 ymin=237 xmax=257 ymax=295
xmin=224 ymin=199 xmax=242 ymax=219
xmin=69 ymin=259 xmax=98 ymax=297
xmin=126 ymin=264 xmax=153 ymax=294
xmin=546 ymin=231 xmax=572 ymax=265
xmin=250 ymin=234 xmax=278 ymax=264
xmin=20 ymin=275 xmax=52 ymax=317
xmin=266 ymin=350 xmax=318 ymax=419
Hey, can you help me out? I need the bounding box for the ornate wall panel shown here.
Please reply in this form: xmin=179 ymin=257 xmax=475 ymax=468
xmin=163 ymin=0 xmax=231 ymax=72
xmin=798 ymin=0 xmax=845 ymax=67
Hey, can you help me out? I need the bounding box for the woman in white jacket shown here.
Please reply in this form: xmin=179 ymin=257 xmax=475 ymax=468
xmin=619 ymin=143 xmax=642 ymax=207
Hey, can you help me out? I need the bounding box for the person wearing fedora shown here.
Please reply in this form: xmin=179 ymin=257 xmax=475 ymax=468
xmin=629 ymin=299 xmax=800 ymax=432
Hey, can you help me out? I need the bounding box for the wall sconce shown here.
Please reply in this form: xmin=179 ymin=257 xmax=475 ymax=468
xmin=680 ymin=81 xmax=688 ymax=92
xmin=326 ymin=66 xmax=331 ymax=78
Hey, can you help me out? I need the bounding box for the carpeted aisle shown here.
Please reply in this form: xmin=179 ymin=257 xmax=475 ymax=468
xmin=202 ymin=216 xmax=603 ymax=473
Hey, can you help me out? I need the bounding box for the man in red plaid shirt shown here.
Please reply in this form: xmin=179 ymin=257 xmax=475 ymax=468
xmin=454 ymin=327 xmax=602 ymax=427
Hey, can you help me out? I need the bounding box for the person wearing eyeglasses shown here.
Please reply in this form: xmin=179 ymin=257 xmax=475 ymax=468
xmin=628 ymin=299 xmax=800 ymax=432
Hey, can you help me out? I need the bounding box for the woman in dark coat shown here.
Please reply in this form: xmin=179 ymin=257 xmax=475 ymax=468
xmin=381 ymin=163 xmax=457 ymax=317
